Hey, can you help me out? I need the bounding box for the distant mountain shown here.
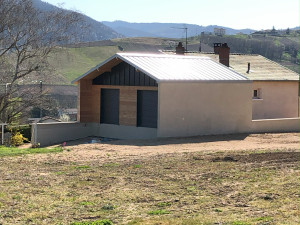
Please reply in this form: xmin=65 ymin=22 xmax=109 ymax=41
xmin=291 ymin=26 xmax=299 ymax=30
xmin=35 ymin=0 xmax=122 ymax=42
xmin=102 ymin=21 xmax=256 ymax=38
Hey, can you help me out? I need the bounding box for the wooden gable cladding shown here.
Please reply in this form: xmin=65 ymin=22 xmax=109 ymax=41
xmin=78 ymin=79 xmax=100 ymax=123
xmin=78 ymin=80 xmax=158 ymax=126
xmin=92 ymin=62 xmax=158 ymax=87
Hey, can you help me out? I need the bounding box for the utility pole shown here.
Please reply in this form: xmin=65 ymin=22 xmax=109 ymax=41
xmin=171 ymin=27 xmax=188 ymax=52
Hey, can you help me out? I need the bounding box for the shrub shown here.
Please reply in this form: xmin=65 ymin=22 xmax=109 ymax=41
xmin=11 ymin=131 xmax=28 ymax=146
xmin=101 ymin=203 xmax=115 ymax=210
xmin=5 ymin=125 xmax=31 ymax=141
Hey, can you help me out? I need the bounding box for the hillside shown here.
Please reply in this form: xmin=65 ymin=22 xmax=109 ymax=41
xmin=102 ymin=20 xmax=256 ymax=38
xmin=34 ymin=0 xmax=122 ymax=41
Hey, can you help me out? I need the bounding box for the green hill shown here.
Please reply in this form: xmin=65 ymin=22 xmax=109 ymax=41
xmin=49 ymin=46 xmax=120 ymax=83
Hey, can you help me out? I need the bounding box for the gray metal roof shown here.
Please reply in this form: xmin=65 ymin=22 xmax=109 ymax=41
xmin=72 ymin=53 xmax=249 ymax=83
xmin=118 ymin=53 xmax=248 ymax=82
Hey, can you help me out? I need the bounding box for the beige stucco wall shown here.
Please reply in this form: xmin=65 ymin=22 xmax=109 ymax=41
xmin=251 ymin=117 xmax=300 ymax=133
xmin=252 ymin=81 xmax=299 ymax=119
xmin=158 ymin=82 xmax=253 ymax=137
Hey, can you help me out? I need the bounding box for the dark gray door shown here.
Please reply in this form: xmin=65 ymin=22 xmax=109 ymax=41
xmin=100 ymin=89 xmax=119 ymax=124
xmin=137 ymin=90 xmax=158 ymax=128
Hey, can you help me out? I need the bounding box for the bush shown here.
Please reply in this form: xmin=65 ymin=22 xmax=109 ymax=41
xmin=11 ymin=131 xmax=28 ymax=146
xmin=70 ymin=219 xmax=113 ymax=225
xmin=5 ymin=125 xmax=31 ymax=141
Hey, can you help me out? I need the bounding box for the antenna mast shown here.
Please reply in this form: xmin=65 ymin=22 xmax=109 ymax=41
xmin=171 ymin=26 xmax=188 ymax=52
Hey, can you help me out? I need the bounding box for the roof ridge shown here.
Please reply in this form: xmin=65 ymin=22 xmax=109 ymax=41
xmin=117 ymin=52 xmax=211 ymax=59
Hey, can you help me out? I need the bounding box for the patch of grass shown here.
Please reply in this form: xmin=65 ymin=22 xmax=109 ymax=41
xmin=156 ymin=202 xmax=171 ymax=208
xmin=74 ymin=165 xmax=90 ymax=170
xmin=101 ymin=203 xmax=115 ymax=210
xmin=133 ymin=164 xmax=141 ymax=168
xmin=0 ymin=146 xmax=62 ymax=157
xmin=70 ymin=219 xmax=113 ymax=225
xmin=147 ymin=209 xmax=170 ymax=215
xmin=214 ymin=208 xmax=222 ymax=212
xmin=102 ymin=163 xmax=119 ymax=167
xmin=12 ymin=195 xmax=22 ymax=201
xmin=79 ymin=201 xmax=94 ymax=206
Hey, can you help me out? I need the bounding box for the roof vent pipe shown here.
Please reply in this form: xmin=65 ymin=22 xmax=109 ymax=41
xmin=246 ymin=62 xmax=250 ymax=73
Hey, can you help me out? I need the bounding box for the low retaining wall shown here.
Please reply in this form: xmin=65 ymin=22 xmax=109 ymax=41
xmin=35 ymin=122 xmax=94 ymax=146
xmin=251 ymin=117 xmax=300 ymax=133
xmin=34 ymin=118 xmax=300 ymax=146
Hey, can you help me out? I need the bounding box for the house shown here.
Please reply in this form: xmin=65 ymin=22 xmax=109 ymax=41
xmin=71 ymin=44 xmax=299 ymax=140
xmin=169 ymin=43 xmax=300 ymax=120
xmin=35 ymin=43 xmax=299 ymax=145
xmin=73 ymin=50 xmax=255 ymax=139
xmin=214 ymin=28 xmax=226 ymax=36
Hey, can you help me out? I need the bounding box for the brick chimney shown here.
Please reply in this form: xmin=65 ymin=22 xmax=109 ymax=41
xmin=176 ymin=42 xmax=185 ymax=55
xmin=213 ymin=43 xmax=222 ymax=54
xmin=214 ymin=43 xmax=230 ymax=67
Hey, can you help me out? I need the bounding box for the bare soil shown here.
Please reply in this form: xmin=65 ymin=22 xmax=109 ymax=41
xmin=40 ymin=132 xmax=299 ymax=163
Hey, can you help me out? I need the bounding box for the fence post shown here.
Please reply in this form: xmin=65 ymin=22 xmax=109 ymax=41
xmin=0 ymin=123 xmax=7 ymax=145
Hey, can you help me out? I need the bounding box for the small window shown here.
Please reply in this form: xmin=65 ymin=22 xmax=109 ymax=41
xmin=253 ymin=90 xmax=258 ymax=98
xmin=253 ymin=88 xmax=262 ymax=99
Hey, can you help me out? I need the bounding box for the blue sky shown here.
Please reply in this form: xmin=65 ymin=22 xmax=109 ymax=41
xmin=43 ymin=0 xmax=299 ymax=30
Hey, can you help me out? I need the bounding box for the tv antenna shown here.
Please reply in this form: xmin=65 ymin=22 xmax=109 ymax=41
xmin=171 ymin=26 xmax=188 ymax=51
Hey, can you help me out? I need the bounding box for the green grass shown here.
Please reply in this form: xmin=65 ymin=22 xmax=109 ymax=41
xmin=49 ymin=46 xmax=120 ymax=82
xmin=147 ymin=209 xmax=170 ymax=215
xmin=0 ymin=146 xmax=62 ymax=157
xmin=74 ymin=165 xmax=91 ymax=170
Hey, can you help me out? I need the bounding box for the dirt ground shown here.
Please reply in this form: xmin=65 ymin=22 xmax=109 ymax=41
xmin=40 ymin=132 xmax=299 ymax=163
xmin=0 ymin=132 xmax=299 ymax=224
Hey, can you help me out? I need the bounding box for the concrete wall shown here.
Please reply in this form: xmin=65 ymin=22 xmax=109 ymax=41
xmin=252 ymin=81 xmax=299 ymax=119
xmin=158 ymin=81 xmax=253 ymax=137
xmin=94 ymin=124 xmax=157 ymax=139
xmin=251 ymin=117 xmax=300 ymax=133
xmin=36 ymin=122 xmax=95 ymax=146
xmin=250 ymin=118 xmax=300 ymax=133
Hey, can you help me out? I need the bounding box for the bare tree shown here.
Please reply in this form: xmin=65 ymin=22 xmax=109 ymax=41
xmin=0 ymin=0 xmax=84 ymax=123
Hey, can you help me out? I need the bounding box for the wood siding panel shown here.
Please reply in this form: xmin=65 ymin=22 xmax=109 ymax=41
xmin=79 ymin=80 xmax=94 ymax=122
xmin=79 ymin=82 xmax=158 ymax=125
xmin=120 ymin=88 xmax=137 ymax=126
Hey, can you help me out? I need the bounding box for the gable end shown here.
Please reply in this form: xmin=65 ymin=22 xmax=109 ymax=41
xmin=92 ymin=62 xmax=158 ymax=87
